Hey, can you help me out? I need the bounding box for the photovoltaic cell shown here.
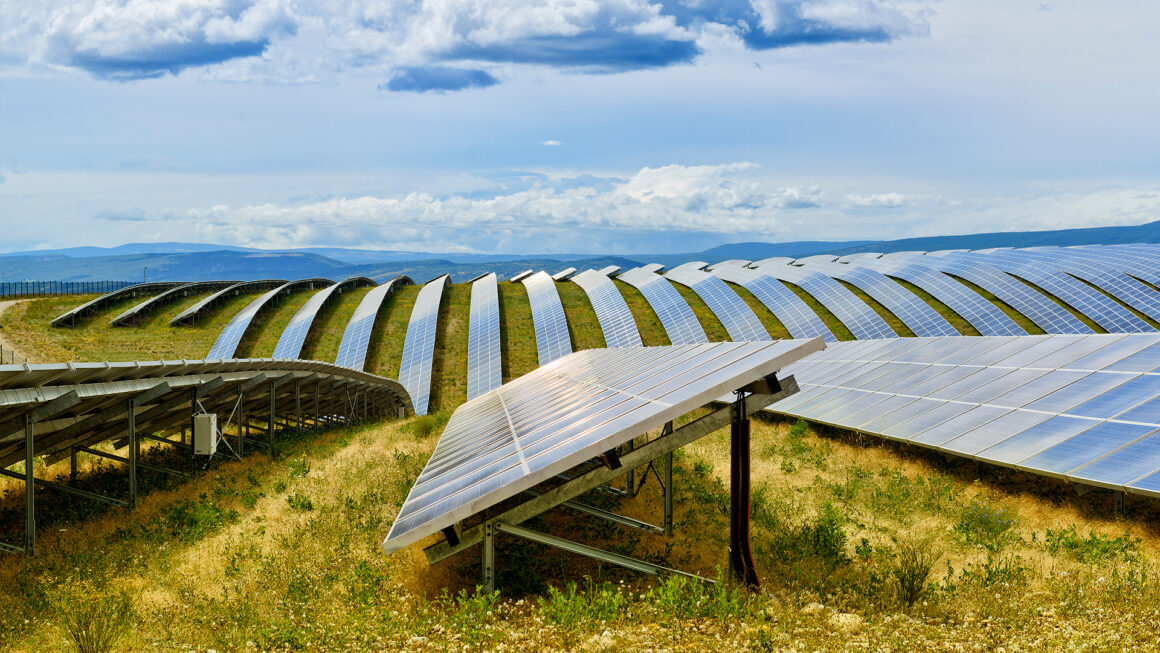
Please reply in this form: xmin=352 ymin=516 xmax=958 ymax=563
xmin=617 ymin=267 xmax=707 ymax=345
xmin=382 ymin=338 xmax=825 ymax=554
xmin=467 ymin=273 xmax=502 ymax=400
xmin=335 ymin=277 xmax=411 ymax=371
xmin=273 ymin=277 xmax=376 ymax=360
xmin=110 ymin=280 xmax=237 ymax=326
xmin=398 ymin=275 xmax=450 ymax=416
xmin=801 ymin=260 xmax=959 ymax=337
xmin=208 ymin=278 xmax=334 ymax=360
xmin=570 ymin=269 xmax=643 ymax=348
xmin=697 ymin=263 xmax=825 ymax=341
xmin=745 ymin=260 xmax=897 ymax=339
xmin=522 ymin=271 xmax=573 ymax=366
xmin=170 ymin=279 xmax=288 ymax=326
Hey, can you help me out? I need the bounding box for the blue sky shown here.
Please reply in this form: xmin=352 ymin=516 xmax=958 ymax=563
xmin=1 ymin=1 xmax=1158 ymax=255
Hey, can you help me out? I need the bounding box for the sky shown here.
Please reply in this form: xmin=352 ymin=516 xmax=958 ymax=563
xmin=1 ymin=1 xmax=1158 ymax=255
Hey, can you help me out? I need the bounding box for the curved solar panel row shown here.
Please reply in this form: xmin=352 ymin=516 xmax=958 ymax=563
xmin=169 ymin=279 xmax=288 ymax=326
xmin=664 ymin=263 xmax=770 ymax=342
xmin=800 ymin=260 xmax=959 ymax=337
xmin=709 ymin=263 xmax=833 ymax=342
xmin=863 ymin=259 xmax=1026 ymax=336
xmin=52 ymin=282 xmax=183 ymax=327
xmin=109 ymin=280 xmax=237 ymax=326
xmin=1042 ymin=245 xmax=1160 ymax=286
xmin=903 ymin=254 xmax=1092 ymax=334
xmin=946 ymin=251 xmax=1152 ymax=333
xmin=617 ymin=267 xmax=707 ymax=346
xmin=334 ymin=276 xmax=413 ymax=370
xmin=995 ymin=249 xmax=1160 ymax=322
xmin=398 ymin=275 xmax=450 ymax=416
xmin=771 ymin=334 xmax=1160 ymax=498
xmin=272 ymin=277 xmax=377 ymax=360
xmin=570 ymin=269 xmax=643 ymax=348
xmin=748 ymin=260 xmax=896 ymax=340
xmin=207 ymin=278 xmax=334 ymax=359
xmin=522 ymin=271 xmax=573 ymax=366
xmin=467 ymin=273 xmax=502 ymax=400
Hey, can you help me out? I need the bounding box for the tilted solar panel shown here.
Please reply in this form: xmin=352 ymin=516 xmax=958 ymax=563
xmin=52 ymin=282 xmax=183 ymax=327
xmin=711 ymin=263 xmax=834 ymax=342
xmin=522 ymin=271 xmax=573 ymax=366
xmin=398 ymin=275 xmax=450 ymax=416
xmin=617 ymin=266 xmax=707 ymax=345
xmin=570 ymin=269 xmax=643 ymax=348
xmin=110 ymin=280 xmax=237 ymax=326
xmin=747 ymin=260 xmax=896 ymax=339
xmin=664 ymin=263 xmax=770 ymax=342
xmin=273 ymin=277 xmax=376 ymax=360
xmin=170 ymin=279 xmax=288 ymax=326
xmin=334 ymin=277 xmax=412 ymax=371
xmin=771 ymin=334 xmax=1160 ymax=498
xmin=382 ymin=338 xmax=825 ymax=554
xmin=207 ymin=278 xmax=334 ymax=360
xmin=467 ymin=273 xmax=502 ymax=400
xmin=800 ymin=260 xmax=959 ymax=337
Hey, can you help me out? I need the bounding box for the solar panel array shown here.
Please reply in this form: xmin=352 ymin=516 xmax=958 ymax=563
xmin=169 ymin=279 xmax=287 ymax=326
xmin=617 ymin=267 xmax=708 ymax=345
xmin=398 ymin=275 xmax=450 ymax=416
xmin=110 ymin=280 xmax=237 ymax=326
xmin=800 ymin=260 xmax=958 ymax=337
xmin=382 ymin=338 xmax=825 ymax=554
xmin=52 ymin=282 xmax=183 ymax=327
xmin=771 ymin=334 xmax=1160 ymax=497
xmin=522 ymin=271 xmax=573 ymax=366
xmin=570 ymin=270 xmax=643 ymax=348
xmin=710 ymin=263 xmax=834 ymax=342
xmin=335 ymin=277 xmax=412 ymax=371
xmin=207 ymin=279 xmax=334 ymax=359
xmin=1013 ymin=249 xmax=1160 ymax=322
xmin=272 ymin=277 xmax=376 ymax=360
xmin=467 ymin=273 xmax=502 ymax=400
xmin=663 ymin=263 xmax=770 ymax=342
xmin=746 ymin=260 xmax=896 ymax=339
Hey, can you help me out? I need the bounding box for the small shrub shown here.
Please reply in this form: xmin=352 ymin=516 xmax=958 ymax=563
xmin=540 ymin=578 xmax=626 ymax=631
xmin=286 ymin=493 xmax=314 ymax=511
xmin=954 ymin=502 xmax=1015 ymax=551
xmin=1044 ymin=525 xmax=1139 ymax=563
xmin=962 ymin=553 xmax=1027 ymax=588
xmin=55 ymin=584 xmax=134 ymax=653
xmin=445 ymin=586 xmax=501 ymax=643
xmin=162 ymin=495 xmax=239 ymax=542
xmin=809 ymin=502 xmax=849 ymax=567
xmin=287 ymin=456 xmax=310 ymax=478
xmin=892 ymin=535 xmax=941 ymax=608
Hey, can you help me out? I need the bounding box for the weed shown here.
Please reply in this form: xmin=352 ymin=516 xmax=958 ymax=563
xmin=286 ymin=493 xmax=314 ymax=511
xmin=962 ymin=553 xmax=1027 ymax=588
xmin=892 ymin=535 xmax=941 ymax=608
xmin=444 ymin=586 xmax=501 ymax=643
xmin=1044 ymin=525 xmax=1139 ymax=563
xmin=287 ymin=456 xmax=310 ymax=478
xmin=161 ymin=495 xmax=238 ymax=542
xmin=53 ymin=582 xmax=133 ymax=653
xmin=954 ymin=501 xmax=1016 ymax=551
xmin=539 ymin=578 xmax=627 ymax=632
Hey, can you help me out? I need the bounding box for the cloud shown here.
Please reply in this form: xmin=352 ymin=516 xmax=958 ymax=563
xmin=541 ymin=140 xmax=564 ymax=146
xmin=383 ymin=66 xmax=498 ymax=93
xmin=4 ymin=1 xmax=930 ymax=88
xmin=847 ymin=192 xmax=907 ymax=208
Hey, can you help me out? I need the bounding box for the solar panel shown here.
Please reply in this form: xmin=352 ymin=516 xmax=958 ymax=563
xmin=745 ymin=261 xmax=896 ymax=339
xmin=617 ymin=267 xmax=708 ymax=345
xmin=552 ymin=267 xmax=578 ymax=281
xmin=170 ymin=279 xmax=288 ymax=326
xmin=398 ymin=275 xmax=450 ymax=416
xmin=382 ymin=338 xmax=825 ymax=554
xmin=597 ymin=265 xmax=622 ymax=276
xmin=800 ymin=260 xmax=959 ymax=337
xmin=273 ymin=277 xmax=376 ymax=360
xmin=335 ymin=277 xmax=412 ymax=371
xmin=110 ymin=280 xmax=237 ymax=326
xmin=207 ymin=279 xmax=334 ymax=360
xmin=664 ymin=263 xmax=771 ymax=342
xmin=52 ymin=282 xmax=184 ymax=327
xmin=770 ymin=334 xmax=1160 ymax=498
xmin=710 ymin=263 xmax=834 ymax=342
xmin=467 ymin=273 xmax=502 ymax=400
xmin=521 ymin=271 xmax=573 ymax=366
xmin=570 ymin=269 xmax=643 ymax=348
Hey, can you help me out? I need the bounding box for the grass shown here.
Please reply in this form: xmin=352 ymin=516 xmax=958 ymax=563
xmin=835 ymin=280 xmax=916 ymax=337
xmin=365 ymin=284 xmax=420 ymax=378
xmin=428 ymin=283 xmax=471 ymax=412
xmin=497 ymin=282 xmax=538 ymax=381
xmin=299 ymin=286 xmax=374 ymax=363
xmin=670 ymin=284 xmax=731 ymax=341
xmin=947 ymin=275 xmax=1045 ymax=335
xmin=779 ymin=281 xmax=856 ymax=341
xmin=556 ymin=281 xmax=604 ymax=351
xmin=614 ymin=280 xmax=670 ymax=346
xmin=892 ymin=278 xmax=981 ymax=336
xmin=1 ymin=413 xmax=1158 ymax=651
xmin=235 ymin=289 xmax=318 ymax=358
xmin=725 ymin=282 xmax=791 ymax=339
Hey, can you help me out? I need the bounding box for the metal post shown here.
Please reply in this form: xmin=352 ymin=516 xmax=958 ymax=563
xmin=24 ymin=414 xmax=35 ymax=554
xmin=313 ymin=384 xmax=320 ymax=430
xmin=295 ymin=381 xmax=301 ymax=433
xmin=625 ymin=438 xmax=635 ymax=493
xmin=729 ymin=392 xmax=759 ymax=589
xmin=268 ymin=380 xmax=276 ymax=458
xmin=128 ymin=398 xmax=137 ymax=509
xmin=189 ymin=390 xmax=197 ymax=476
xmin=1115 ymin=491 xmax=1126 ymax=518
xmin=664 ymin=451 xmax=674 ymax=534
xmin=237 ymin=388 xmax=245 ymax=456
xmin=482 ymin=520 xmax=496 ymax=594
xmin=70 ymin=448 xmax=78 ymax=484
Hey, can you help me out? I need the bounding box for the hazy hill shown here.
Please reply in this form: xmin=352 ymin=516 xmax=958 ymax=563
xmin=830 ymin=220 xmax=1160 ymax=255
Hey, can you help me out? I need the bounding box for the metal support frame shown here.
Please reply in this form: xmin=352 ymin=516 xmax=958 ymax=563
xmin=729 ymin=391 xmax=759 ymax=589
xmin=425 ymin=387 xmax=793 ymax=575
xmin=127 ymin=398 xmax=137 ymax=509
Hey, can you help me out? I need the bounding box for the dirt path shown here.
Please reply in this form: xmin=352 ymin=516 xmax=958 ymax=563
xmin=0 ymin=300 xmax=33 ymax=364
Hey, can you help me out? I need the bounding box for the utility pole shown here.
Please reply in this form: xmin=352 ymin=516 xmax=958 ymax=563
xmin=143 ymin=266 xmax=148 ymax=283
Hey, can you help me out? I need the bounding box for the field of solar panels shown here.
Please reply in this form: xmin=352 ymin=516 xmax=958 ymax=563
xmin=2 ymin=244 xmax=1160 ymax=651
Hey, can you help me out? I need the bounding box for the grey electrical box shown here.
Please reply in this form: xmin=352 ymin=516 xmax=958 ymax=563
xmin=193 ymin=413 xmax=218 ymax=456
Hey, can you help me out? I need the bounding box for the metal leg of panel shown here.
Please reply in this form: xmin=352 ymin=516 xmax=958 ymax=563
xmin=729 ymin=392 xmax=759 ymax=590
xmin=482 ymin=520 xmax=496 ymax=594
xmin=24 ymin=414 xmax=35 ymax=555
xmin=664 ymin=451 xmax=674 ymax=534
xmin=1115 ymin=491 xmax=1126 ymax=518
xmin=295 ymin=382 xmax=301 ymax=434
xmin=268 ymin=380 xmax=276 ymax=459
xmin=237 ymin=390 xmax=245 ymax=457
xmin=128 ymin=399 xmax=137 ymax=510
xmin=625 ymin=437 xmax=635 ymax=494
xmin=69 ymin=448 xmax=78 ymax=485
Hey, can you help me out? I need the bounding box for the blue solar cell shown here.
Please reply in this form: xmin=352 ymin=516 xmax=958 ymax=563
xmin=664 ymin=263 xmax=771 ymax=342
xmin=802 ymin=260 xmax=959 ymax=337
xmin=743 ymin=261 xmax=897 ymax=339
xmin=208 ymin=278 xmax=334 ymax=359
xmin=617 ymin=266 xmax=707 ymax=345
xmin=398 ymin=276 xmax=449 ymax=416
xmin=522 ymin=271 xmax=573 ymax=366
xmin=1068 ymin=430 xmax=1160 ymax=487
xmin=708 ymin=263 xmax=832 ymax=341
xmin=466 ymin=273 xmax=502 ymax=400
xmin=335 ymin=277 xmax=411 ymax=370
xmin=570 ymin=269 xmax=643 ymax=348
xmin=1020 ymin=421 xmax=1156 ymax=476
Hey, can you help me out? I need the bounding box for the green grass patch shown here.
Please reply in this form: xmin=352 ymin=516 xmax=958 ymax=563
xmin=429 ymin=283 xmax=471 ymax=412
xmin=497 ymin=282 xmax=538 ymax=381
xmin=235 ymin=289 xmax=318 ymax=358
xmin=299 ymin=286 xmax=374 ymax=363
xmin=365 ymin=284 xmax=420 ymax=378
xmin=556 ymin=281 xmax=604 ymax=351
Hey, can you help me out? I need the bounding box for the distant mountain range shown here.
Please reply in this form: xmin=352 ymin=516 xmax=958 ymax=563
xmin=1 ymin=220 xmax=1156 ymax=282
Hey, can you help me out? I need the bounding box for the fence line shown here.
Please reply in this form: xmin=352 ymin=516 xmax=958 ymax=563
xmin=0 ymin=281 xmax=135 ymax=299
xmin=0 ymin=344 xmax=23 ymax=365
